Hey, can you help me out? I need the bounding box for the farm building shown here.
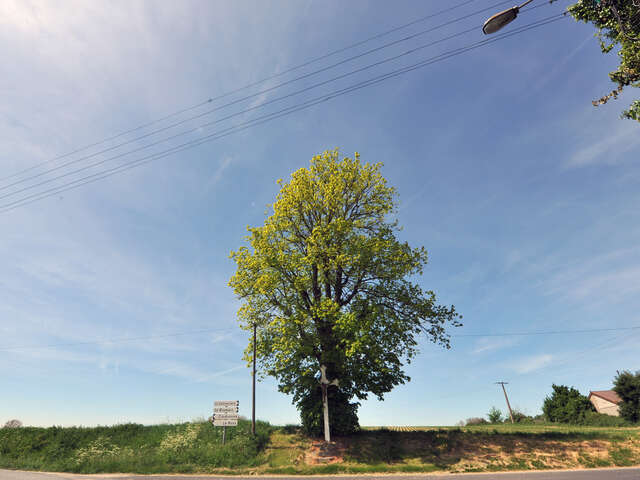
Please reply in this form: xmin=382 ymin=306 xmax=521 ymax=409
xmin=588 ymin=390 xmax=621 ymax=416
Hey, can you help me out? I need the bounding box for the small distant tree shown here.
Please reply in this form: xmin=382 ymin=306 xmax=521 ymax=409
xmin=542 ymin=384 xmax=595 ymax=424
xmin=3 ymin=419 xmax=22 ymax=428
xmin=613 ymin=370 xmax=640 ymax=423
xmin=466 ymin=417 xmax=488 ymax=426
xmin=510 ymin=408 xmax=533 ymax=423
xmin=487 ymin=406 xmax=503 ymax=423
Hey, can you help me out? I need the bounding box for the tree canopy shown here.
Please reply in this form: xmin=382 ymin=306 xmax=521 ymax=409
xmin=569 ymin=0 xmax=640 ymax=122
xmin=542 ymin=384 xmax=595 ymax=424
xmin=229 ymin=149 xmax=461 ymax=434
xmin=613 ymin=370 xmax=640 ymax=423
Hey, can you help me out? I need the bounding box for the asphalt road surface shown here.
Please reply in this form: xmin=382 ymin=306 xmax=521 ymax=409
xmin=2 ymin=468 xmax=640 ymax=480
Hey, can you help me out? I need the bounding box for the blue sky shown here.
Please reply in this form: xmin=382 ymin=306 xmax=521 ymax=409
xmin=1 ymin=0 xmax=639 ymax=427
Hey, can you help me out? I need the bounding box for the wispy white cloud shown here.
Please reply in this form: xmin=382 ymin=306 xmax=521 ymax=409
xmin=155 ymin=362 xmax=246 ymax=383
xmin=1 ymin=329 xmax=242 ymax=384
xmin=512 ymin=353 xmax=554 ymax=374
xmin=528 ymin=33 xmax=594 ymax=98
xmin=472 ymin=337 xmax=520 ymax=355
xmin=566 ymin=121 xmax=640 ymax=168
xmin=202 ymin=156 xmax=234 ymax=193
xmin=540 ymin=246 xmax=640 ymax=307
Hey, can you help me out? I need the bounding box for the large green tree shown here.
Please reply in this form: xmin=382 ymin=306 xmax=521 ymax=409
xmin=569 ymin=0 xmax=640 ymax=122
xmin=542 ymin=384 xmax=595 ymax=424
xmin=229 ymin=149 xmax=461 ymax=436
xmin=613 ymin=370 xmax=640 ymax=423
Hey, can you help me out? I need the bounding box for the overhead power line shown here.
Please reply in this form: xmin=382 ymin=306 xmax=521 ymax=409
xmin=0 ymin=12 xmax=568 ymax=213
xmin=0 ymin=0 xmax=526 ymax=195
xmin=0 ymin=26 xmax=480 ymax=200
xmin=3 ymin=322 xmax=637 ymax=355
xmin=451 ymin=325 xmax=640 ymax=337
xmin=0 ymin=0 xmax=488 ymax=184
xmin=0 ymin=327 xmax=236 ymax=352
xmin=0 ymin=13 xmax=568 ymax=214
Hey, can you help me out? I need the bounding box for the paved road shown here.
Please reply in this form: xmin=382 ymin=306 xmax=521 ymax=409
xmin=2 ymin=468 xmax=640 ymax=480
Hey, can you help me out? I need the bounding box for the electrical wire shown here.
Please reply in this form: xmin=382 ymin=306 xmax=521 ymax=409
xmin=451 ymin=325 xmax=640 ymax=337
xmin=2 ymin=322 xmax=636 ymax=354
xmin=0 ymin=13 xmax=568 ymax=213
xmin=0 ymin=327 xmax=236 ymax=352
xmin=0 ymin=0 xmax=523 ymax=195
xmin=0 ymin=25 xmax=480 ymax=200
xmin=0 ymin=0 xmax=484 ymax=184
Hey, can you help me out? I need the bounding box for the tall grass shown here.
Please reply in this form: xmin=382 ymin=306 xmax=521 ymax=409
xmin=0 ymin=419 xmax=272 ymax=473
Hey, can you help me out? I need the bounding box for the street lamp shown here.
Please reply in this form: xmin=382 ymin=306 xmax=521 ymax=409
xmin=482 ymin=0 xmax=534 ymax=35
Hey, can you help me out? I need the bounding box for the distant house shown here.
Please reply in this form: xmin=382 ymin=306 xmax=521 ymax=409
xmin=588 ymin=390 xmax=622 ymax=416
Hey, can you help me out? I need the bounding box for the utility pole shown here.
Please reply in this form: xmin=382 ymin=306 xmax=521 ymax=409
xmin=495 ymin=381 xmax=515 ymax=423
xmin=252 ymin=323 xmax=257 ymax=436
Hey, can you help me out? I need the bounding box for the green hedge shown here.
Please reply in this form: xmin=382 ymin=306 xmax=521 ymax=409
xmin=0 ymin=419 xmax=272 ymax=473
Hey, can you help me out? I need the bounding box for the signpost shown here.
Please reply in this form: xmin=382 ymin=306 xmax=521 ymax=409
xmin=212 ymin=400 xmax=239 ymax=444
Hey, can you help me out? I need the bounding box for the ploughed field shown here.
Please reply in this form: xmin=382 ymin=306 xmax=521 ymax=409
xmin=1 ymin=421 xmax=639 ymax=475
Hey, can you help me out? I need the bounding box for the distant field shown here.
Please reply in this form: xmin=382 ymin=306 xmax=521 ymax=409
xmin=1 ymin=421 xmax=639 ymax=475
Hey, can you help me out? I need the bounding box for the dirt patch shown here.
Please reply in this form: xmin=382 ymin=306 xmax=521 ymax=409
xmin=304 ymin=440 xmax=346 ymax=464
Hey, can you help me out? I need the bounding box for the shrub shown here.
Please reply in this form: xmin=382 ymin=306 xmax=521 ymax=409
xmin=510 ymin=409 xmax=533 ymax=423
xmin=280 ymin=424 xmax=300 ymax=434
xmin=0 ymin=419 xmax=273 ymax=473
xmin=487 ymin=407 xmax=503 ymax=423
xmin=583 ymin=411 xmax=630 ymax=427
xmin=3 ymin=420 xmax=22 ymax=429
xmin=532 ymin=414 xmax=546 ymax=424
xmin=542 ymin=384 xmax=595 ymax=424
xmin=297 ymin=386 xmax=359 ymax=437
xmin=465 ymin=417 xmax=488 ymax=426
xmin=613 ymin=370 xmax=640 ymax=424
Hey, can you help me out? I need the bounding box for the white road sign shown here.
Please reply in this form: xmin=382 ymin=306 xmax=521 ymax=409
xmin=213 ymin=413 xmax=238 ymax=420
xmin=212 ymin=400 xmax=239 ymax=428
xmin=213 ymin=419 xmax=238 ymax=426
xmin=214 ymin=406 xmax=238 ymax=413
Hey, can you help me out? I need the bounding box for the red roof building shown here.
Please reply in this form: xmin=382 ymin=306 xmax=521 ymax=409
xmin=588 ymin=390 xmax=622 ymax=416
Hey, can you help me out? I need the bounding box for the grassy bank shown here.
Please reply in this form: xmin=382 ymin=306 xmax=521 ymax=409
xmin=260 ymin=423 xmax=640 ymax=475
xmin=0 ymin=419 xmax=272 ymax=473
xmin=1 ymin=422 xmax=639 ymax=474
xmin=327 ymin=424 xmax=640 ymax=474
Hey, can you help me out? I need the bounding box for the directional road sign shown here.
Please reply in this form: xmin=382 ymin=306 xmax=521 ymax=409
xmin=212 ymin=400 xmax=239 ymax=427
xmin=214 ymin=406 xmax=238 ymax=413
xmin=213 ymin=419 xmax=238 ymax=426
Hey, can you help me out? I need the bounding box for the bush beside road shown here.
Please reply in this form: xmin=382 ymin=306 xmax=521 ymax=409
xmin=0 ymin=419 xmax=272 ymax=474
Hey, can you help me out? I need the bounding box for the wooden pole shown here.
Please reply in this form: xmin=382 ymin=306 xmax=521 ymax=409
xmin=222 ymin=425 xmax=226 ymax=444
xmin=252 ymin=323 xmax=256 ymax=436
xmin=496 ymin=382 xmax=515 ymax=423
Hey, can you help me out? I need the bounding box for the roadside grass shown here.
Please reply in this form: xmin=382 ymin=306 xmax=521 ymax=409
xmin=1 ymin=421 xmax=639 ymax=474
xmin=0 ymin=419 xmax=272 ymax=473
